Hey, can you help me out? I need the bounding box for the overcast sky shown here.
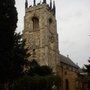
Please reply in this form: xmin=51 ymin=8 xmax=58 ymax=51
xmin=15 ymin=0 xmax=90 ymax=67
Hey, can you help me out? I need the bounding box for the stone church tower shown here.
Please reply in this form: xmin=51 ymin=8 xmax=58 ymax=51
xmin=23 ymin=1 xmax=85 ymax=90
xmin=23 ymin=0 xmax=60 ymax=72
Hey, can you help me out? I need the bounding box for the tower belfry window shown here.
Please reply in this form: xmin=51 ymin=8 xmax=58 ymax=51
xmin=49 ymin=18 xmax=53 ymax=31
xmin=32 ymin=17 xmax=39 ymax=31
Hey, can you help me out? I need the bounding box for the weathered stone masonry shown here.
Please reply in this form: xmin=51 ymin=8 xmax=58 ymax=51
xmin=23 ymin=2 xmax=60 ymax=72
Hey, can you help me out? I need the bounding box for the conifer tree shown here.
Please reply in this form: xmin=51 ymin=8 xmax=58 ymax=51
xmin=85 ymin=57 xmax=90 ymax=90
xmin=85 ymin=57 xmax=90 ymax=74
xmin=0 ymin=0 xmax=28 ymax=86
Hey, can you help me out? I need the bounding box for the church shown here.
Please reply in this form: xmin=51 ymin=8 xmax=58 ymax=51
xmin=23 ymin=0 xmax=88 ymax=90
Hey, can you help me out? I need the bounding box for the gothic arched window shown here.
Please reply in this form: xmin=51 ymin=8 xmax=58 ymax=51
xmin=32 ymin=17 xmax=39 ymax=31
xmin=49 ymin=18 xmax=53 ymax=32
xmin=49 ymin=18 xmax=52 ymax=27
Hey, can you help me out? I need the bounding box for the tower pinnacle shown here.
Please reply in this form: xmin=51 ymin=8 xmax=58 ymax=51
xmin=50 ymin=0 xmax=52 ymax=9
xmin=43 ymin=0 xmax=46 ymax=4
xmin=34 ymin=0 xmax=36 ymax=5
xmin=25 ymin=0 xmax=28 ymax=8
xmin=53 ymin=0 xmax=56 ymax=16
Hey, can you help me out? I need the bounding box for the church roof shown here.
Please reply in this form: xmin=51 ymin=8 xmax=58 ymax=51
xmin=60 ymin=54 xmax=79 ymax=69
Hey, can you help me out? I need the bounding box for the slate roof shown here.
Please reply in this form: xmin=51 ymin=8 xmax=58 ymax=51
xmin=60 ymin=54 xmax=79 ymax=69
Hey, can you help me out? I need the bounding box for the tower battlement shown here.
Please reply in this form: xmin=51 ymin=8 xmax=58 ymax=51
xmin=25 ymin=0 xmax=56 ymax=16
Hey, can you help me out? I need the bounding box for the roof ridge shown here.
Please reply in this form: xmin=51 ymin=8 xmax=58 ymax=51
xmin=60 ymin=54 xmax=79 ymax=69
